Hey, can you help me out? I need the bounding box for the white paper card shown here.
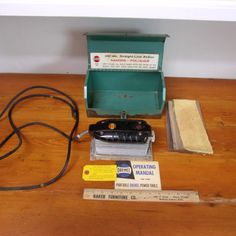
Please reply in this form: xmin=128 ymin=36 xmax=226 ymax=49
xmin=115 ymin=161 xmax=161 ymax=190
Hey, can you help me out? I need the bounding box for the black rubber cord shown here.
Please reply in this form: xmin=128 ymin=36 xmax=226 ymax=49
xmin=0 ymin=86 xmax=79 ymax=191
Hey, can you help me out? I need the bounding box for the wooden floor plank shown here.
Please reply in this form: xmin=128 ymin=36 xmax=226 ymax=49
xmin=0 ymin=74 xmax=236 ymax=236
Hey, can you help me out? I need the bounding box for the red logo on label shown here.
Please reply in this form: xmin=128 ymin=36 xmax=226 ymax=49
xmin=93 ymin=55 xmax=100 ymax=63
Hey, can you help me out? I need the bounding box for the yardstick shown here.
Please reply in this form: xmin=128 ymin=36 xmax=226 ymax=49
xmin=83 ymin=188 xmax=200 ymax=202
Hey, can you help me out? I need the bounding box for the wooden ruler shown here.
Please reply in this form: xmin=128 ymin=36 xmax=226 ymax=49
xmin=83 ymin=188 xmax=200 ymax=202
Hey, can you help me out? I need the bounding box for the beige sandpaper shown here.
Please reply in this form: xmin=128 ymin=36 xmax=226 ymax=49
xmin=173 ymin=99 xmax=213 ymax=154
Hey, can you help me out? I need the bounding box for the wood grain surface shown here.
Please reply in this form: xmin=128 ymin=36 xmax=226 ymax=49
xmin=0 ymin=74 xmax=235 ymax=236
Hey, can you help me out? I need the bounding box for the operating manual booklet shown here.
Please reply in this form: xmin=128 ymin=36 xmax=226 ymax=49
xmin=115 ymin=161 xmax=161 ymax=190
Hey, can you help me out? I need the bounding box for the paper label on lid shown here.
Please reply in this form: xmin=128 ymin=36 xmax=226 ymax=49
xmin=90 ymin=53 xmax=159 ymax=70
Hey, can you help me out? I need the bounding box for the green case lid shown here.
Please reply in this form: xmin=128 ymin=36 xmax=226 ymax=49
xmin=87 ymin=33 xmax=168 ymax=71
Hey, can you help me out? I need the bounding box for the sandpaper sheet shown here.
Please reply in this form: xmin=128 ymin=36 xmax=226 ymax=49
xmin=172 ymin=99 xmax=213 ymax=154
xmin=167 ymin=101 xmax=184 ymax=151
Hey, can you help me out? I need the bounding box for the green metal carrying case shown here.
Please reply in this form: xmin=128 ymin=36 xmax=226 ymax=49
xmin=85 ymin=33 xmax=168 ymax=117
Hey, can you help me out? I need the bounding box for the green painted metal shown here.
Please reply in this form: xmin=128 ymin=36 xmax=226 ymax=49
xmin=87 ymin=33 xmax=168 ymax=71
xmin=85 ymin=33 xmax=168 ymax=117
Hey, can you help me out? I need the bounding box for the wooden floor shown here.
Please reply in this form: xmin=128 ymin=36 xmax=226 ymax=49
xmin=0 ymin=74 xmax=235 ymax=236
